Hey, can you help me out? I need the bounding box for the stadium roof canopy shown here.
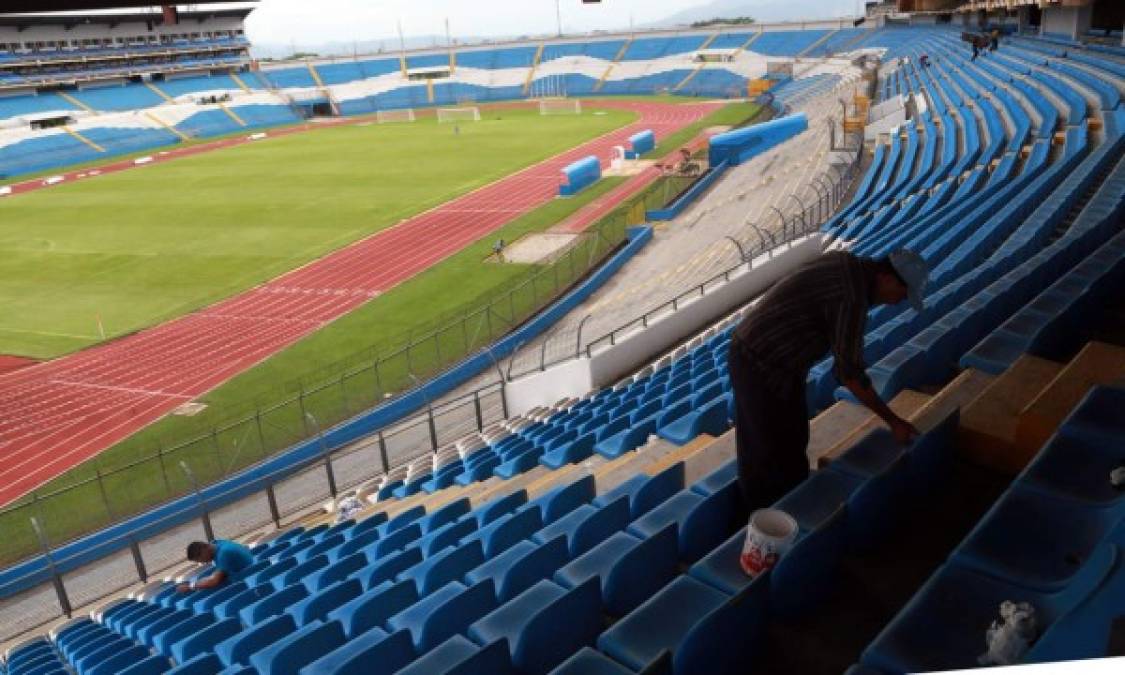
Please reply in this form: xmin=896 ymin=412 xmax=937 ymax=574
xmin=0 ymin=1 xmax=255 ymax=16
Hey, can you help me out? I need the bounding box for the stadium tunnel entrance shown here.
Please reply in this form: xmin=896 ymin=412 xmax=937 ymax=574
xmin=293 ymin=98 xmax=336 ymax=118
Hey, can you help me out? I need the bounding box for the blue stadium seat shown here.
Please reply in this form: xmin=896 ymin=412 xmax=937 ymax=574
xmin=152 ymin=613 xmax=214 ymax=656
xmin=117 ymin=655 xmax=171 ymax=675
xmin=593 ymin=463 xmax=684 ymax=520
xmin=248 ymin=619 xmax=347 ymax=675
xmin=298 ymin=628 xmax=414 ymax=675
xmin=467 ymin=534 xmax=570 ymax=603
xmin=413 ymin=579 xmax=498 ymax=651
xmin=327 ymin=579 xmax=417 ymax=639
xmin=862 ymin=544 xmax=1125 ymax=673
xmin=691 ymin=460 xmax=738 ymax=497
xmin=523 ymin=475 xmax=596 ymax=525
xmin=305 ymin=552 xmax=369 ymax=592
xmin=419 ymin=498 xmax=471 ymax=534
xmin=171 ymin=617 xmax=243 ymax=664
xmin=414 ymin=518 xmax=477 ymax=558
xmin=399 ymin=540 xmax=485 ymax=596
xmin=394 ymin=636 xmax=513 ymax=675
xmin=627 ymin=480 xmax=741 ymax=563
xmin=355 ymin=546 xmax=422 ymax=590
xmin=555 ymin=523 xmax=679 ymax=617
xmin=213 ymin=585 xmax=273 ymax=621
xmin=533 ymin=496 xmax=630 ymax=557
xmin=774 ymin=468 xmax=863 ymax=531
xmin=469 ymin=577 xmax=602 ymax=675
xmin=84 ymin=645 xmax=150 ymax=675
xmin=287 ymin=578 xmax=364 ymax=626
xmin=369 ymin=523 xmax=422 ymax=559
xmin=461 ymin=506 xmax=540 ymax=558
xmin=215 ymin=614 xmax=297 ymax=668
xmin=951 ymin=485 xmax=1125 ymax=592
xmin=242 ymin=583 xmax=308 ymax=626
xmin=656 ymin=396 xmax=731 ymax=445
xmin=549 ymin=647 xmax=635 ymax=675
xmin=598 ymin=575 xmax=769 ymax=675
xmin=166 ymin=653 xmax=222 ymax=675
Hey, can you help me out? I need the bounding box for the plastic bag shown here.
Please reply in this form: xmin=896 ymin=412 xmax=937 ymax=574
xmin=979 ymin=600 xmax=1038 ymax=666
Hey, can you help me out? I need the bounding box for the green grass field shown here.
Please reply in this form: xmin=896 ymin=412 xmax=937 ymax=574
xmin=0 ymin=98 xmax=760 ymax=565
xmin=0 ymin=106 xmax=635 ymax=359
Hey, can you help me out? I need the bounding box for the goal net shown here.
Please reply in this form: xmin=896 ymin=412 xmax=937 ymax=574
xmin=539 ymin=98 xmax=581 ymax=115
xmin=376 ymin=108 xmax=415 ymax=123
xmin=437 ymin=106 xmax=481 ymax=123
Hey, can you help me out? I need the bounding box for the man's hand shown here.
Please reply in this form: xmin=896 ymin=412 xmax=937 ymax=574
xmin=843 ymin=377 xmax=920 ymax=445
xmin=175 ymin=583 xmax=191 ymax=593
xmin=890 ymin=417 xmax=920 ymax=445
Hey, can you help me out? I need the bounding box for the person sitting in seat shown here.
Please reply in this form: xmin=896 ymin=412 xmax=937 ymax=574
xmin=176 ymin=539 xmax=254 ymax=592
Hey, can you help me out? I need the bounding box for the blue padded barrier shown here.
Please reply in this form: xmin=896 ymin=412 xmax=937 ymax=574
xmin=708 ymin=113 xmax=807 ymax=166
xmin=625 ymin=129 xmax=654 ymax=159
xmin=558 ymin=155 xmax=601 ymax=196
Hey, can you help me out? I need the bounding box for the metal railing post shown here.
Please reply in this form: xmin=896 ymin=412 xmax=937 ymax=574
xmin=473 ymin=391 xmax=483 ymax=431
xmin=30 ymin=514 xmax=72 ymax=619
xmin=304 ymin=412 xmax=337 ymax=498
xmin=266 ymin=484 xmax=282 ymax=528
xmin=178 ymin=461 xmax=215 ymax=541
xmin=377 ymin=431 xmax=391 ymax=473
xmin=408 ymin=374 xmax=439 ymax=453
xmin=574 ymin=314 xmax=593 ymax=358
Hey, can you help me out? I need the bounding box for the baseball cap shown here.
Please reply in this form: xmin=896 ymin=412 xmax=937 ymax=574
xmin=889 ymin=249 xmax=928 ymax=312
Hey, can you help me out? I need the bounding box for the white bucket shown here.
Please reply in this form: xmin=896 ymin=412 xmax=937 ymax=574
xmin=740 ymin=508 xmax=798 ymax=577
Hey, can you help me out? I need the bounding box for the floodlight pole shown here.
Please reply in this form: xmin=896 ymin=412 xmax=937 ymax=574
xmin=555 ymin=0 xmax=562 ymax=37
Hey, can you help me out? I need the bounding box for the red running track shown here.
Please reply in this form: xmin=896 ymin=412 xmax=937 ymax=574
xmin=0 ymin=100 xmax=721 ymax=506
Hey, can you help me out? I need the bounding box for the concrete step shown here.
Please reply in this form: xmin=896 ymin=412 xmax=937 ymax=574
xmin=958 ymin=354 xmax=1064 ymax=474
xmin=1014 ymin=341 xmax=1125 ymax=458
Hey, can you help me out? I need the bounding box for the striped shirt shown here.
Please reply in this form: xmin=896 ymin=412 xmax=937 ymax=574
xmin=733 ymin=250 xmax=875 ymax=397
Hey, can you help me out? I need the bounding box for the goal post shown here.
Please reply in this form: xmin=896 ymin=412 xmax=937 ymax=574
xmin=376 ymin=108 xmax=415 ymax=123
xmin=538 ymin=98 xmax=581 ymax=115
xmin=437 ymin=106 xmax=481 ymax=123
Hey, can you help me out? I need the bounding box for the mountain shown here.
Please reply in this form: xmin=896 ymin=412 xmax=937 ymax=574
xmin=652 ymin=0 xmax=859 ymax=28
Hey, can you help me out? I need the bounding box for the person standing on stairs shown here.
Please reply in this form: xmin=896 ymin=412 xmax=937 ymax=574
xmin=727 ymin=249 xmax=929 ymax=511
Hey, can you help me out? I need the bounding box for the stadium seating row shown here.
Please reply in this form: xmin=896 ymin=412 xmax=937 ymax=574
xmin=859 ymin=385 xmax=1125 ymax=672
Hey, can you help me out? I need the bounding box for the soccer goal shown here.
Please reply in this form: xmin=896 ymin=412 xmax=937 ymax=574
xmin=539 ymin=97 xmax=582 ymax=115
xmin=376 ymin=108 xmax=415 ymax=124
xmin=437 ymin=106 xmax=481 ymax=123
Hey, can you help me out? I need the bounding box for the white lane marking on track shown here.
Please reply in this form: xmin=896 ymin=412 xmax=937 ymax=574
xmin=48 ymin=379 xmax=193 ymax=399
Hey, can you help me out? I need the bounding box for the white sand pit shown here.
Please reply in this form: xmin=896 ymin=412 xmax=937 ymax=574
xmin=604 ymin=159 xmax=656 ymax=177
xmin=491 ymin=232 xmax=583 ymax=264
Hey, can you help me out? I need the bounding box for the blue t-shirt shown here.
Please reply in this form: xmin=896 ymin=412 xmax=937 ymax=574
xmin=213 ymin=539 xmax=253 ymax=576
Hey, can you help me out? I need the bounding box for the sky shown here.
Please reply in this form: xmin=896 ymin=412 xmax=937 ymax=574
xmin=239 ymin=0 xmax=863 ymax=48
